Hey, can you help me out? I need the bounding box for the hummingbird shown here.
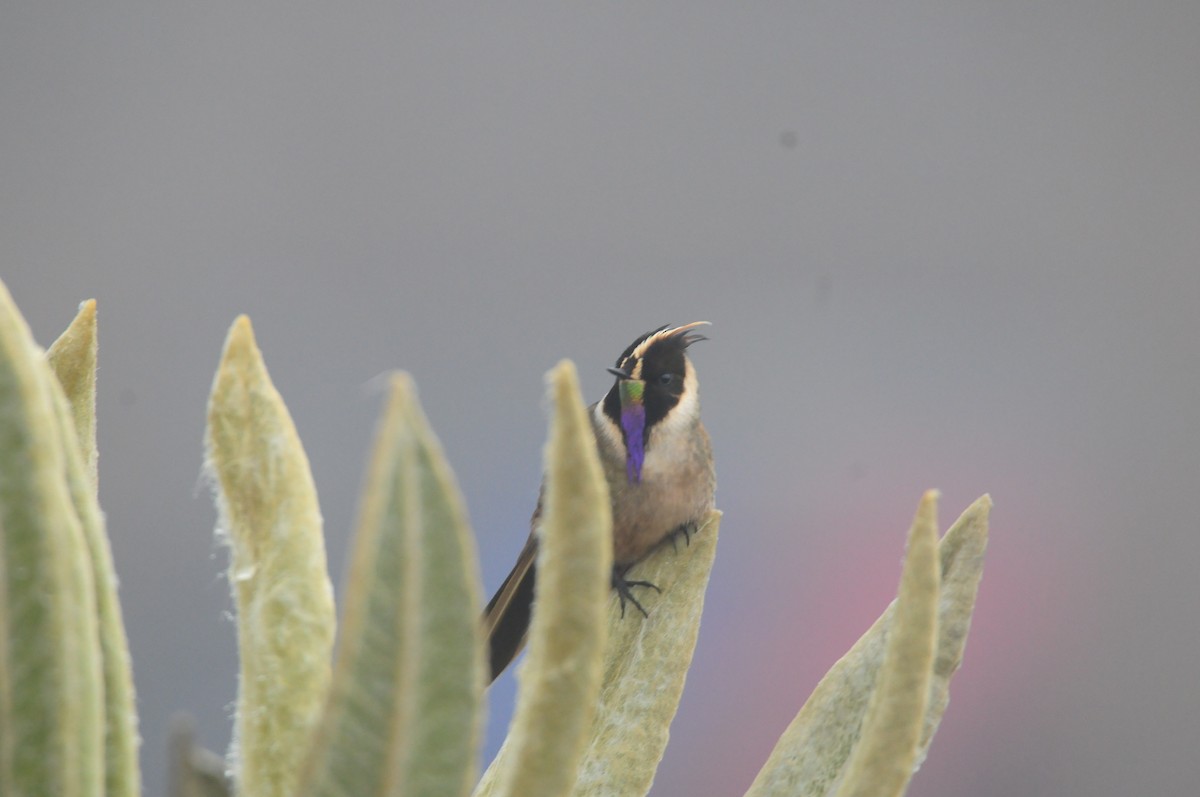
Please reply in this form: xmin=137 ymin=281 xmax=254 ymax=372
xmin=483 ymin=322 xmax=716 ymax=683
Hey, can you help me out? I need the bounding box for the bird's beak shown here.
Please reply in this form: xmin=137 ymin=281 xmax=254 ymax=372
xmin=607 ymin=366 xmax=632 ymax=379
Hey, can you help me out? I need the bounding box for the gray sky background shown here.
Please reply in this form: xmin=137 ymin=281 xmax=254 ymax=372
xmin=6 ymin=3 xmax=1200 ymax=795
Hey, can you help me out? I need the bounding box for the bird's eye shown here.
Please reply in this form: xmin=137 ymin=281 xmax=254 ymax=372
xmin=658 ymin=373 xmax=676 ymax=386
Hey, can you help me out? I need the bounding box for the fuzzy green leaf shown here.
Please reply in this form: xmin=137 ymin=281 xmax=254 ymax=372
xmin=0 ymin=280 xmax=104 ymax=797
xmin=571 ymin=509 xmax=721 ymax=797
xmin=46 ymin=301 xmax=142 ymax=797
xmin=299 ymin=373 xmax=484 ymax=797
xmin=475 ymin=360 xmax=613 ymax=797
xmin=915 ymin=494 xmax=990 ymax=767
xmin=745 ymin=494 xmax=990 ymax=797
xmin=205 ymin=316 xmax=336 ymax=797
xmin=834 ymin=490 xmax=939 ymax=797
xmin=45 ymin=299 xmax=98 ymax=492
xmin=398 ymin=375 xmax=486 ymax=796
xmin=295 ymin=375 xmax=418 ymax=797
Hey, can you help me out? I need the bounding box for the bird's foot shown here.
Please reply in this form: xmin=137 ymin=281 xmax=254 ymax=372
xmin=667 ymin=520 xmax=698 ymax=552
xmin=612 ymin=568 xmax=661 ymax=618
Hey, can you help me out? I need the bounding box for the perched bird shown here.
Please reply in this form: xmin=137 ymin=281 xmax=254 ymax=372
xmin=483 ymin=322 xmax=716 ymax=683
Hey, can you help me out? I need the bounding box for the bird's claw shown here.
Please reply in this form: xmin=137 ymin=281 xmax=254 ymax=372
xmin=613 ymin=570 xmax=661 ymax=618
xmin=668 ymin=521 xmax=697 ymax=552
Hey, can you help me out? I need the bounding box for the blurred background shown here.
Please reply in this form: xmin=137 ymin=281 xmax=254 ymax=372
xmin=5 ymin=3 xmax=1199 ymax=795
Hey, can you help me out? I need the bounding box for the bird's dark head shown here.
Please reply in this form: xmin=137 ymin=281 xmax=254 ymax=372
xmin=601 ymin=322 xmax=709 ymax=483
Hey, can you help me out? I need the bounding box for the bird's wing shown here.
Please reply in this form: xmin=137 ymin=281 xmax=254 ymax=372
xmin=483 ymin=533 xmax=539 ymax=682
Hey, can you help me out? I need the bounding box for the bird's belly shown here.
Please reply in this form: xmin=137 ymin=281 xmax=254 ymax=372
xmin=609 ymin=439 xmax=713 ymax=566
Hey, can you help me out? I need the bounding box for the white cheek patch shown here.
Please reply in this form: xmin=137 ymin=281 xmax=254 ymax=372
xmin=593 ymin=401 xmax=625 ymax=454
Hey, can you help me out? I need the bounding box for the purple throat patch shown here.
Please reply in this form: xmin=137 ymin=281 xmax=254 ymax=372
xmin=620 ymin=404 xmax=646 ymax=483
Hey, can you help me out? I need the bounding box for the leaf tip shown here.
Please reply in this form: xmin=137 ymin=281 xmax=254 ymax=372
xmin=913 ymin=489 xmax=940 ymax=540
xmin=224 ymin=314 xmax=256 ymax=352
xmin=385 ymin=370 xmax=417 ymax=401
xmin=547 ymin=358 xmax=581 ymax=395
